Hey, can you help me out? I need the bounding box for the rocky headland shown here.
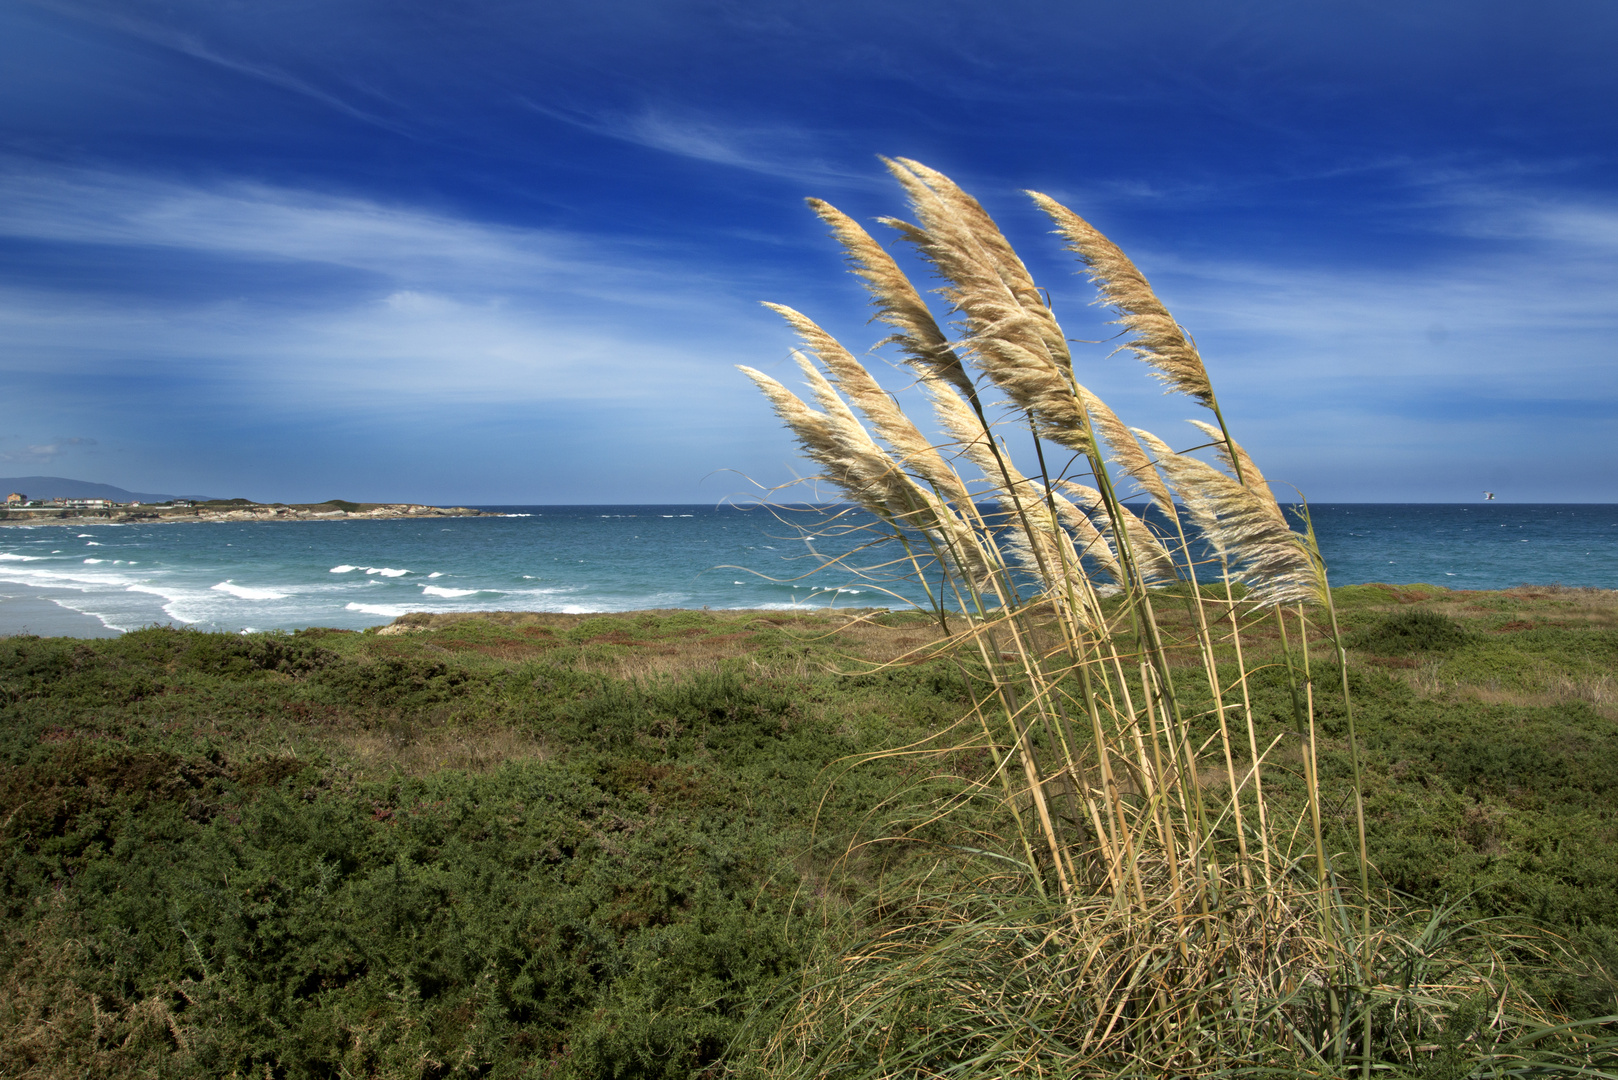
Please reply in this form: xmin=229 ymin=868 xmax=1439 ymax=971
xmin=0 ymin=500 xmax=491 ymax=526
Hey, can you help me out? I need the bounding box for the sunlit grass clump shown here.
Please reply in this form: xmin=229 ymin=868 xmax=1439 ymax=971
xmin=739 ymin=159 xmax=1615 ymax=1077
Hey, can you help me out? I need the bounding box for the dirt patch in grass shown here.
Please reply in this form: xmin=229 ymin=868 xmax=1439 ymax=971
xmin=329 ymin=724 xmax=549 ymax=777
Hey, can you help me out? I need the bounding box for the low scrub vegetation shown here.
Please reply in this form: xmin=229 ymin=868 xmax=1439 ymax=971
xmin=0 ymin=591 xmax=1613 ymax=1077
xmin=6 ymin=160 xmax=1616 ymax=1077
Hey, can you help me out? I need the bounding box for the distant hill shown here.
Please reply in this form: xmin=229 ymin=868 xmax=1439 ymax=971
xmin=0 ymin=476 xmax=217 ymax=503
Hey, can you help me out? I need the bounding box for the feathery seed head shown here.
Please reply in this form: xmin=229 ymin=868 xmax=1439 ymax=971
xmin=1135 ymin=428 xmax=1321 ymax=607
xmin=1076 ymin=383 xmax=1175 ymax=516
xmin=1185 ymin=419 xmax=1283 ymax=521
xmin=765 ymin=303 xmax=968 ymax=502
xmin=1030 ymin=191 xmax=1217 ymax=411
xmin=804 ymin=199 xmax=976 ymax=398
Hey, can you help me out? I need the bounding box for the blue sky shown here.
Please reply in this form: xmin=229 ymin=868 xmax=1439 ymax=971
xmin=2 ymin=0 xmax=1614 ymax=503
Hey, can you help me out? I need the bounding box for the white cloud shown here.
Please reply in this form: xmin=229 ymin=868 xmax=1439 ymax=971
xmin=24 ymin=0 xmax=403 ymax=131
xmin=0 ymin=437 xmax=97 ymax=464
xmin=0 ymin=163 xmax=792 ymax=411
xmin=518 ymin=100 xmax=870 ymax=186
xmin=0 ymin=159 xmax=1613 ymax=499
xmin=0 ymin=166 xmax=571 ymax=280
xmin=1102 ymin=181 xmax=1618 ymax=406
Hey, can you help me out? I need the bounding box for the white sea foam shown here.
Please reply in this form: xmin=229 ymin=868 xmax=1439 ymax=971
xmin=345 ymin=602 xmax=410 ymax=617
xmin=366 ymin=567 xmax=409 ymax=577
xmin=211 ymin=581 xmax=288 ymax=600
xmin=330 ymin=564 xmax=360 ymax=573
xmin=0 ymin=553 xmax=41 ymax=561
xmin=84 ymin=558 xmax=106 ymax=564
xmin=85 ymin=541 xmax=103 ymax=546
xmin=428 ymin=571 xmax=443 ymax=578
xmin=77 ymin=534 xmax=94 ymax=538
xmin=421 ymin=585 xmax=480 ymax=598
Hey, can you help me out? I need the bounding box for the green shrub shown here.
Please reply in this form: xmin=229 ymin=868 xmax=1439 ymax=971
xmin=1351 ymin=607 xmax=1471 ymax=654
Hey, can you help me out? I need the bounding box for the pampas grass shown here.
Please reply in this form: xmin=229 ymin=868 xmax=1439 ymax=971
xmin=738 ymin=161 xmax=1615 ymax=1077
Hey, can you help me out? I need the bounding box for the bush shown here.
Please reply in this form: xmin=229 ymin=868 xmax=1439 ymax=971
xmin=1351 ymin=607 xmax=1471 ymax=654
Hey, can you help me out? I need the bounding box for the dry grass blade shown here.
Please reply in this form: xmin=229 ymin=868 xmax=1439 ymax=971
xmin=1076 ymin=383 xmax=1175 ymax=516
xmin=1057 ymin=481 xmax=1178 ymax=584
xmin=754 ymin=878 xmax=1589 ymax=1080
xmin=736 ymin=363 xmax=888 ymax=514
xmin=739 ymin=362 xmax=992 ymax=596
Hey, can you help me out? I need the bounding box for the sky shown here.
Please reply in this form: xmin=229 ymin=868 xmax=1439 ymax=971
xmin=1 ymin=0 xmax=1614 ymax=504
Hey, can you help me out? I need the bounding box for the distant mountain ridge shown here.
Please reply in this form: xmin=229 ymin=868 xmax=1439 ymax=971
xmin=0 ymin=476 xmax=216 ymax=503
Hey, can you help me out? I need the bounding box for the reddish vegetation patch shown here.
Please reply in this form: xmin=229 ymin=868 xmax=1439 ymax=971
xmin=698 ymin=632 xmax=758 ymax=647
xmin=233 ymin=757 xmax=308 ymax=787
xmin=1387 ymin=587 xmax=1438 ymax=604
xmin=1498 ymin=621 xmax=1534 ymax=631
xmin=281 ymin=700 xmax=345 ymax=725
xmin=604 ymin=761 xmax=706 ymax=801
xmin=583 ymin=632 xmax=651 ymax=647
xmin=450 ymin=641 xmax=552 ymax=660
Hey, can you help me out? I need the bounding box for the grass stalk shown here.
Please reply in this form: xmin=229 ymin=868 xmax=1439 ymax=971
xmin=738 ymin=159 xmax=1604 ymax=1078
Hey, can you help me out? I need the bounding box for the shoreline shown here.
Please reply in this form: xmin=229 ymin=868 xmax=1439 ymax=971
xmin=0 ymin=587 xmax=126 ymax=638
xmin=3 ymin=584 xmax=1613 ymax=641
xmin=0 ymin=502 xmax=491 ymax=527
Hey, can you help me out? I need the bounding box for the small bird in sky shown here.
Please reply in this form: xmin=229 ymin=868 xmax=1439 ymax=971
xmin=1484 ymin=491 xmax=1496 ymax=500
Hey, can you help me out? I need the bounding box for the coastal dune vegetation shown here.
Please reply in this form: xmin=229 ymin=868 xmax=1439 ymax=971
xmin=0 ymin=159 xmax=1613 ymax=1079
xmin=734 ymin=159 xmax=1616 ymax=1076
xmin=0 ymin=595 xmax=1614 ymax=1077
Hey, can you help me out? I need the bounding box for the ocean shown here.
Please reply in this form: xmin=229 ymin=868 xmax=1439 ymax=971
xmin=1 ymin=503 xmax=1613 ymax=637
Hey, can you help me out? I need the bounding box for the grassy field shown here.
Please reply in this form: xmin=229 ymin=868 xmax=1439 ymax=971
xmin=1 ymin=585 xmax=1614 ymax=1078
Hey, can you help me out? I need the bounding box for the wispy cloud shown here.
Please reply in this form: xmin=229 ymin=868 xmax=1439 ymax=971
xmin=0 ymin=162 xmax=788 ymax=411
xmin=23 ymin=0 xmax=404 ymax=132
xmin=0 ymin=437 xmax=97 ymax=464
xmin=519 ymin=100 xmax=870 ymax=186
xmin=0 ymin=165 xmax=567 ymax=280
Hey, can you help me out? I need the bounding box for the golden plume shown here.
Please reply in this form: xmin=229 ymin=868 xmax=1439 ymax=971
xmin=1029 ymin=192 xmax=1216 ymax=411
xmin=1135 ymin=429 xmax=1321 ymax=607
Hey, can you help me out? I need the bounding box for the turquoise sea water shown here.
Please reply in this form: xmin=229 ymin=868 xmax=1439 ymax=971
xmin=1 ymin=503 xmax=1613 ymax=635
